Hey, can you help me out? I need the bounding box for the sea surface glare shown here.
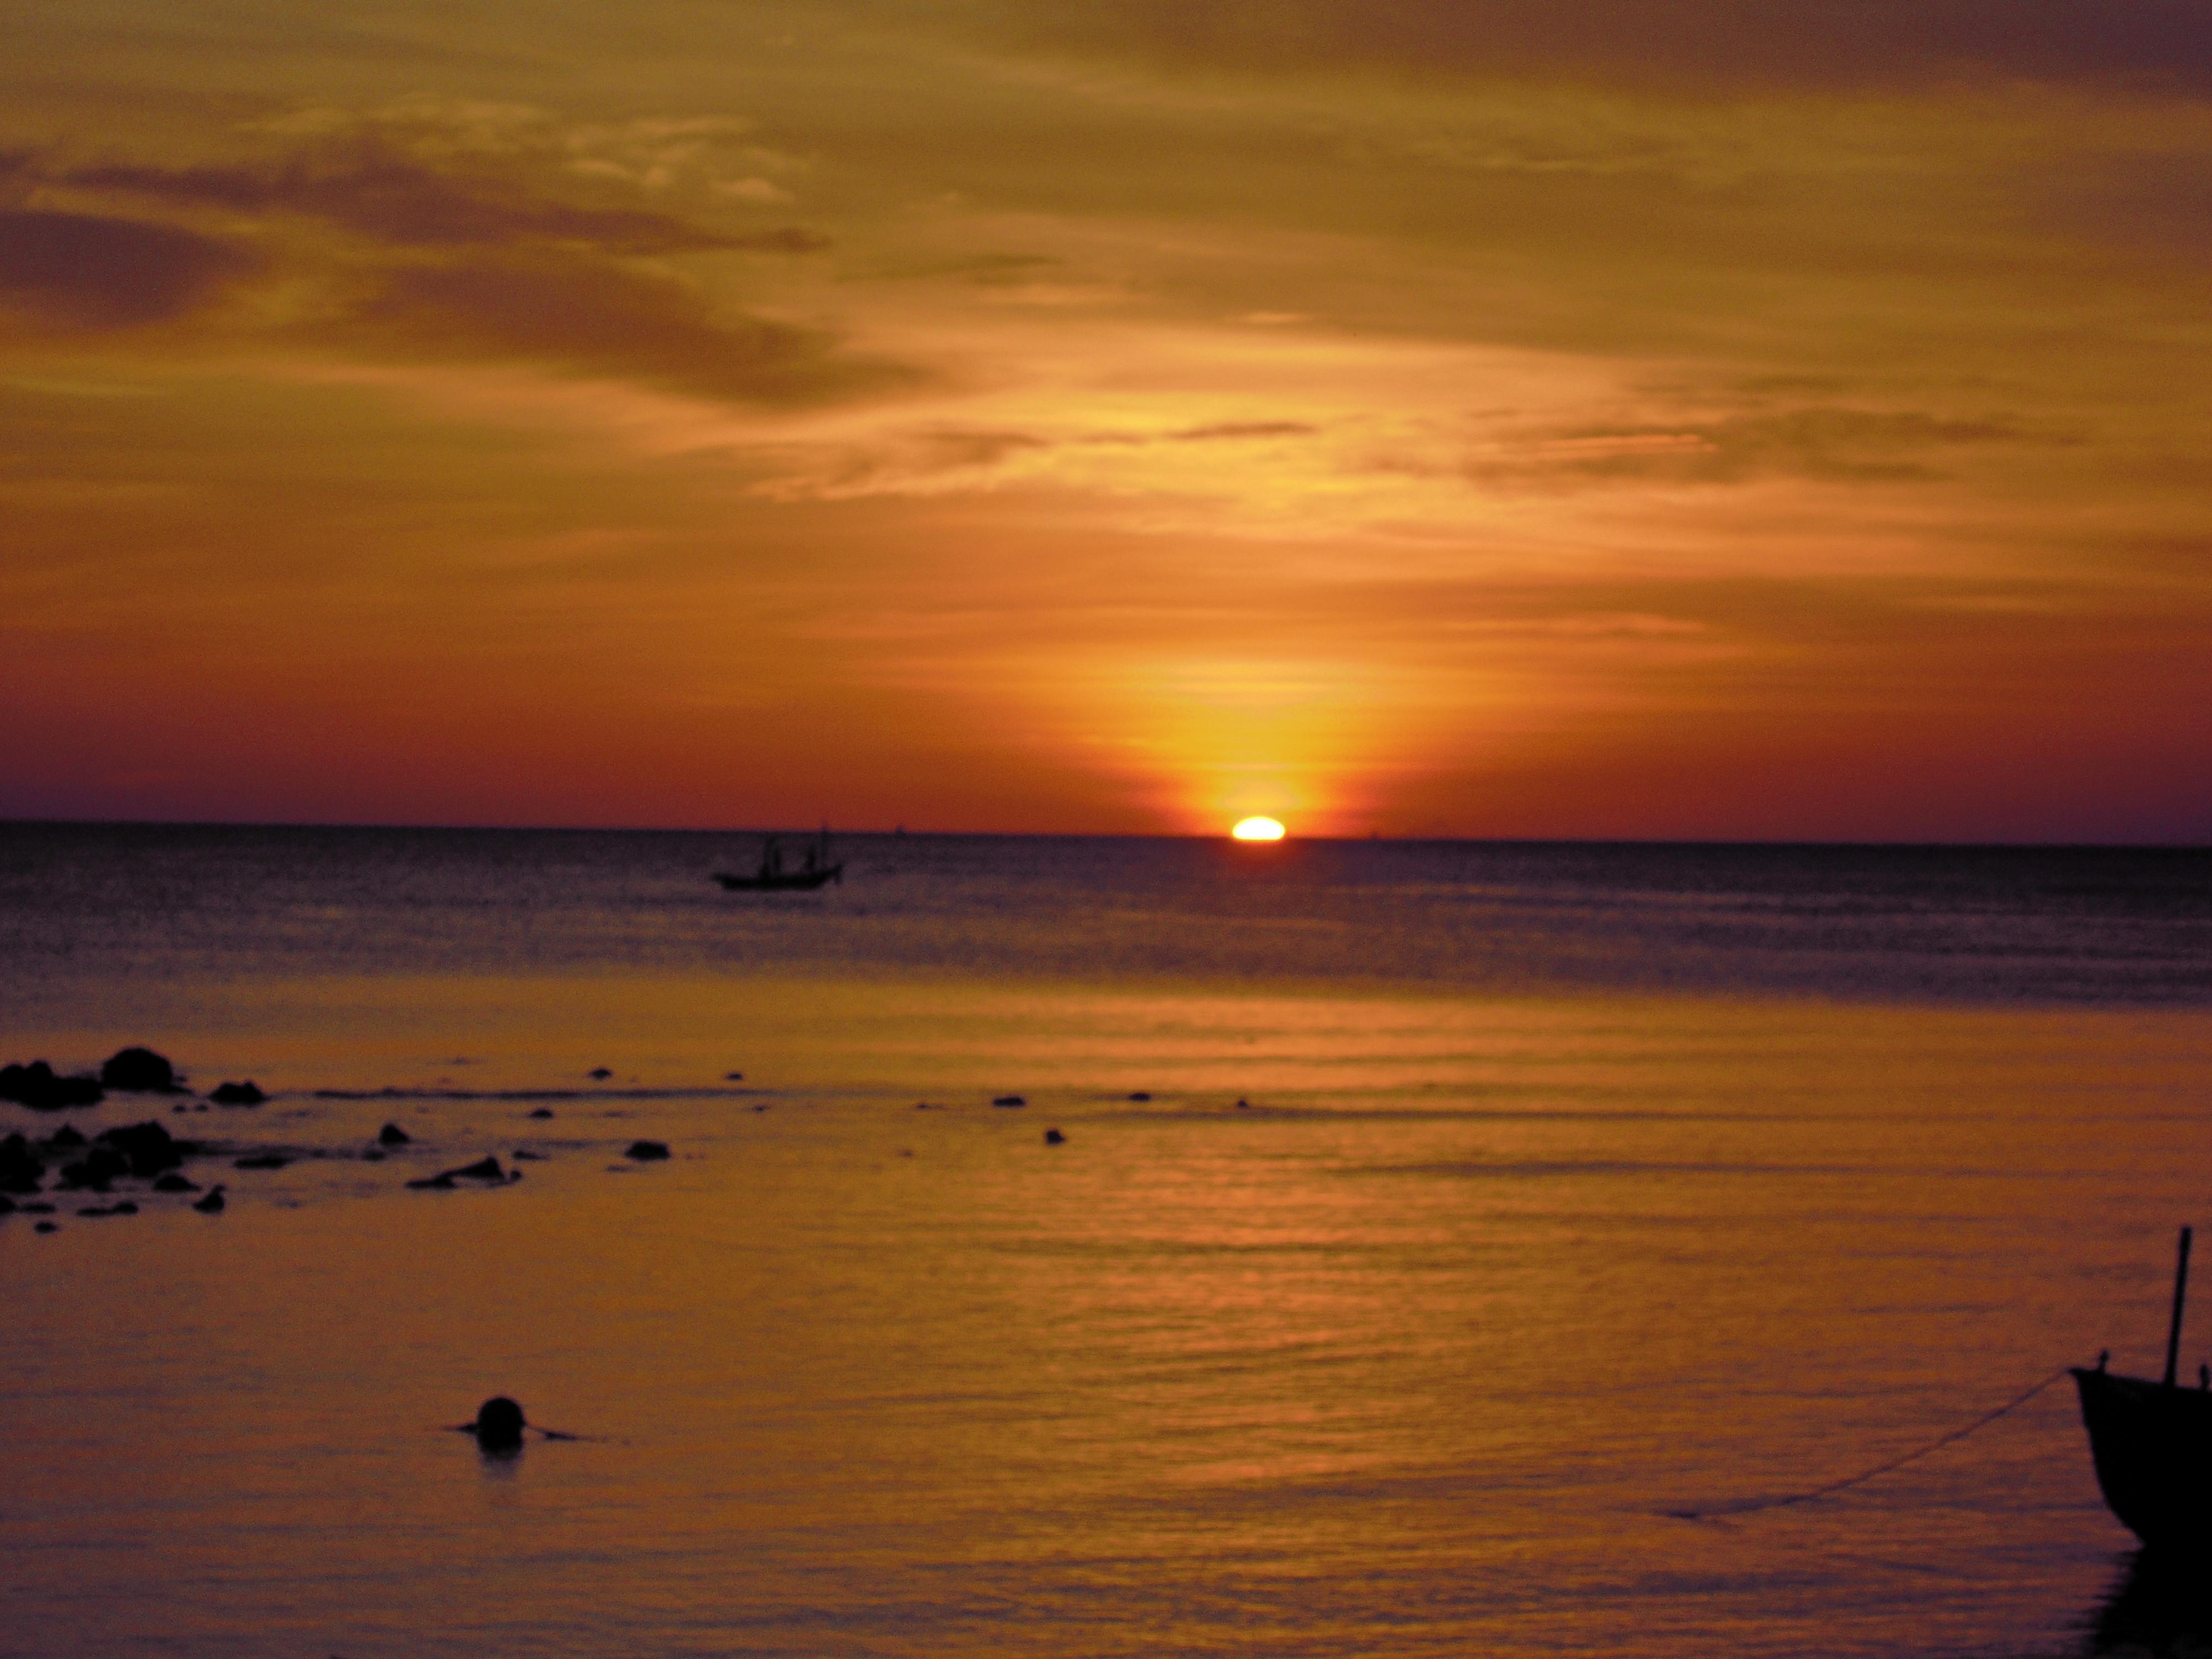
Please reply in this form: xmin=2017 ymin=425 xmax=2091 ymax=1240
xmin=2 ymin=826 xmax=2210 ymax=1657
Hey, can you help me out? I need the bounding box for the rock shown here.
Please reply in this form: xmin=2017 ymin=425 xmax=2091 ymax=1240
xmin=57 ymin=1149 xmax=128 ymax=1191
xmin=1127 ymin=1092 xmax=1151 ymax=1102
xmin=1044 ymin=1128 xmax=1066 ymax=1145
xmin=1235 ymin=1098 xmax=1251 ymax=1109
xmin=471 ymin=1396 xmax=527 ymax=1451
xmin=0 ymin=1193 xmax=13 ymax=1214
xmin=17 ymin=1201 xmax=55 ymax=1214
xmin=100 ymin=1047 xmax=183 ymax=1093
xmin=192 ymin=1185 xmax=226 ymax=1213
xmin=233 ymin=1152 xmax=290 ymax=1170
xmin=0 ymin=1061 xmax=104 ymax=1109
xmin=624 ymin=1140 xmax=670 ymax=1161
xmin=210 ymin=1081 xmax=266 ymax=1106
xmin=362 ymin=1149 xmax=385 ymax=1162
xmin=512 ymin=1149 xmax=547 ymax=1161
xmin=0 ymin=1134 xmax=44 ymax=1194
xmin=993 ymin=1095 xmax=1026 ymax=1108
xmin=588 ymin=1067 xmax=612 ymax=1080
xmin=48 ymin=1124 xmax=86 ymax=1148
xmin=152 ymin=1173 xmax=199 ymax=1193
xmin=34 ymin=1220 xmax=56 ymax=1233
xmin=915 ymin=1101 xmax=936 ymax=1110
xmin=95 ymin=1120 xmax=188 ymax=1177
xmin=377 ymin=1123 xmax=411 ymax=1146
xmin=408 ymin=1156 xmax=508 ymax=1189
xmin=528 ymin=1108 xmax=554 ymax=1120
xmin=724 ymin=1071 xmax=744 ymax=1081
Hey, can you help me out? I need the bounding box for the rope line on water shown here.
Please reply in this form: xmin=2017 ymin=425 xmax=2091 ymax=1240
xmin=1663 ymin=1364 xmax=2074 ymax=1521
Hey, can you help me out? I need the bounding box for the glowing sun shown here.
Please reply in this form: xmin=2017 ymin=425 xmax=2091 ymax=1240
xmin=1231 ymin=816 xmax=1286 ymax=842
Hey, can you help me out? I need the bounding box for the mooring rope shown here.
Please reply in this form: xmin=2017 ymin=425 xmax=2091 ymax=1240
xmin=1663 ymin=1363 xmax=2074 ymax=1521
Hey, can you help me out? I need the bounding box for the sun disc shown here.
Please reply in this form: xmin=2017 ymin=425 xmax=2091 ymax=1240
xmin=1231 ymin=816 xmax=1286 ymax=842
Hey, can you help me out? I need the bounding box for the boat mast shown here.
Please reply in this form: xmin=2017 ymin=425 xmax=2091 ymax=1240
xmin=2164 ymin=1224 xmax=2193 ymax=1387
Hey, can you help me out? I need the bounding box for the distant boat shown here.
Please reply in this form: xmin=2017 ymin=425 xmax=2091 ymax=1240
xmin=2074 ymin=1225 xmax=2212 ymax=1550
xmin=713 ymin=830 xmax=842 ymax=892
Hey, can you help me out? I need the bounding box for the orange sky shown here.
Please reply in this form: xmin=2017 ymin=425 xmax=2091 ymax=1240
xmin=3 ymin=2 xmax=2209 ymax=838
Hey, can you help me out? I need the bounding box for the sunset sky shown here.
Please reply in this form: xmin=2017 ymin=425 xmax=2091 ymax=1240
xmin=4 ymin=1 xmax=2209 ymax=838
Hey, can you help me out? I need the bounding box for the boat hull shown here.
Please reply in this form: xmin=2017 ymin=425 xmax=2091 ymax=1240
xmin=2074 ymin=1367 xmax=2212 ymax=1550
xmin=713 ymin=865 xmax=842 ymax=891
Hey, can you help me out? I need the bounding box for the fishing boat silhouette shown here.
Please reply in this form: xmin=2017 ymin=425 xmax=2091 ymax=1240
xmin=2073 ymin=1226 xmax=2212 ymax=1551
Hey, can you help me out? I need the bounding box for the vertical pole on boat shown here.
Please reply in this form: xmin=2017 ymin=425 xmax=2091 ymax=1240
xmin=2163 ymin=1225 xmax=2193 ymax=1388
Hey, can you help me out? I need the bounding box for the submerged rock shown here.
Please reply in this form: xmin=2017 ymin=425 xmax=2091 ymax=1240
xmin=192 ymin=1185 xmax=226 ymax=1214
xmin=992 ymin=1095 xmax=1026 ymax=1108
xmin=623 ymin=1140 xmax=670 ymax=1161
xmin=376 ymin=1123 xmax=411 ymax=1146
xmin=152 ymin=1173 xmax=200 ymax=1193
xmin=34 ymin=1220 xmax=56 ymax=1233
xmin=0 ymin=1134 xmax=44 ymax=1194
xmin=724 ymin=1071 xmax=744 ymax=1081
xmin=588 ymin=1067 xmax=613 ymax=1080
xmin=0 ymin=1061 xmax=104 ymax=1109
xmin=407 ymin=1156 xmax=509 ymax=1190
xmin=1127 ymin=1092 xmax=1152 ymax=1102
xmin=100 ymin=1047 xmax=183 ymax=1093
xmin=0 ymin=1193 xmax=13 ymax=1214
xmin=527 ymin=1108 xmax=554 ymax=1120
xmin=1044 ymin=1128 xmax=1066 ymax=1145
xmin=95 ymin=1119 xmax=189 ymax=1177
xmin=209 ymin=1081 xmax=266 ymax=1106
xmin=48 ymin=1124 xmax=86 ymax=1149
xmin=233 ymin=1152 xmax=290 ymax=1170
xmin=57 ymin=1149 xmax=128 ymax=1191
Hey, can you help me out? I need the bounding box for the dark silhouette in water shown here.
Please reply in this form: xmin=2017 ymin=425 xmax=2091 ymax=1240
xmin=472 ymin=1396 xmax=527 ymax=1452
xmin=192 ymin=1184 xmax=225 ymax=1213
xmin=455 ymin=1396 xmax=582 ymax=1455
xmin=100 ymin=1047 xmax=184 ymax=1093
xmin=2073 ymin=1227 xmax=2212 ymax=1550
xmin=2083 ymin=1548 xmax=2212 ymax=1653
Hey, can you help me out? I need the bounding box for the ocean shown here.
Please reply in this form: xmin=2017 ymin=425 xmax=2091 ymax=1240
xmin=3 ymin=824 xmax=2210 ymax=1657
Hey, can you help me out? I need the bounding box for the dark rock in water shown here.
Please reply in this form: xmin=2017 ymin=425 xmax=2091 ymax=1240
xmin=233 ymin=1152 xmax=290 ymax=1170
xmin=100 ymin=1047 xmax=183 ymax=1093
xmin=1235 ymin=1098 xmax=1251 ymax=1110
xmin=34 ymin=1220 xmax=56 ymax=1233
xmin=112 ymin=1201 xmax=138 ymax=1214
xmin=993 ymin=1095 xmax=1026 ymax=1108
xmin=0 ymin=1193 xmax=13 ymax=1214
xmin=152 ymin=1173 xmax=199 ymax=1193
xmin=528 ymin=1108 xmax=554 ymax=1119
xmin=408 ymin=1156 xmax=508 ymax=1189
xmin=18 ymin=1201 xmax=55 ymax=1213
xmin=1127 ymin=1092 xmax=1151 ymax=1102
xmin=624 ymin=1140 xmax=671 ymax=1161
xmin=724 ymin=1071 xmax=743 ymax=1081
xmin=377 ymin=1123 xmax=411 ymax=1146
xmin=209 ymin=1081 xmax=266 ymax=1106
xmin=96 ymin=1119 xmax=187 ymax=1177
xmin=0 ymin=1134 xmax=45 ymax=1194
xmin=915 ymin=1101 xmax=937 ymax=1110
xmin=49 ymin=1124 xmax=87 ymax=1148
xmin=362 ymin=1149 xmax=385 ymax=1162
xmin=192 ymin=1185 xmax=226 ymax=1213
xmin=1044 ymin=1128 xmax=1066 ymax=1145
xmin=512 ymin=1149 xmax=547 ymax=1161
xmin=58 ymin=1149 xmax=128 ymax=1191
xmin=1 ymin=1061 xmax=105 ymax=1109
xmin=588 ymin=1067 xmax=613 ymax=1080
xmin=472 ymin=1396 xmax=527 ymax=1451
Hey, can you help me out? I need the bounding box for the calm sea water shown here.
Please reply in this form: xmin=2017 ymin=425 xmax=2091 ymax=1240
xmin=3 ymin=825 xmax=2210 ymax=1657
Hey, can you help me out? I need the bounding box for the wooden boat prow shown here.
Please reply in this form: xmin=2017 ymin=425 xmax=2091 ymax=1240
xmin=2073 ymin=1362 xmax=2212 ymax=1550
xmin=2075 ymin=1225 xmax=2212 ymax=1551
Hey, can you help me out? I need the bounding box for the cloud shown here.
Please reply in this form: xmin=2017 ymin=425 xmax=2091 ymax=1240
xmin=1481 ymin=406 xmax=2027 ymax=487
xmin=61 ymin=139 xmax=821 ymax=255
xmin=0 ymin=207 xmax=258 ymax=328
xmin=1170 ymin=420 xmax=1317 ymax=441
xmin=913 ymin=0 xmax=2212 ymax=93
xmin=330 ymin=249 xmax=909 ymax=405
